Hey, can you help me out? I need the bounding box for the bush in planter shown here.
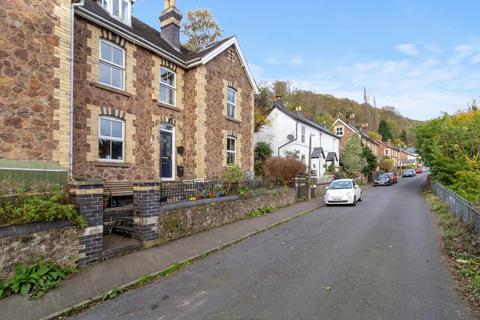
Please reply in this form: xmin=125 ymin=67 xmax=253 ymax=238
xmin=263 ymin=157 xmax=306 ymax=184
xmin=223 ymin=165 xmax=244 ymax=194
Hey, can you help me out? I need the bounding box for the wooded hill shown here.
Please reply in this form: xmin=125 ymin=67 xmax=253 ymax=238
xmin=255 ymin=81 xmax=422 ymax=146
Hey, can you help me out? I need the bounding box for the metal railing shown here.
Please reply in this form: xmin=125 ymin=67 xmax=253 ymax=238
xmin=431 ymin=181 xmax=480 ymax=235
xmin=158 ymin=179 xmax=285 ymax=205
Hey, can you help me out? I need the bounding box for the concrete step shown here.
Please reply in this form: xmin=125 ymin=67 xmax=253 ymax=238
xmin=112 ymin=225 xmax=136 ymax=238
xmin=102 ymin=234 xmax=142 ymax=260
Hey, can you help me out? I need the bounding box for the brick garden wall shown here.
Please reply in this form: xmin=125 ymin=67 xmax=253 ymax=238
xmin=155 ymin=189 xmax=296 ymax=244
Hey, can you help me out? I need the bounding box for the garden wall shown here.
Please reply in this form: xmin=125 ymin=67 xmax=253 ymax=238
xmin=0 ymin=221 xmax=80 ymax=279
xmin=155 ymin=188 xmax=296 ymax=244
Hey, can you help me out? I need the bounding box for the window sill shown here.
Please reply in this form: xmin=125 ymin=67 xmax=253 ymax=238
xmin=156 ymin=102 xmax=182 ymax=112
xmin=226 ymin=117 xmax=241 ymax=124
xmin=91 ymin=82 xmax=132 ymax=97
xmin=95 ymin=161 xmax=131 ymax=168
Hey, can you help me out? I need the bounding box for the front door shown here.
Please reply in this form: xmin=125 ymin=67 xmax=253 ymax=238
xmin=160 ymin=124 xmax=175 ymax=180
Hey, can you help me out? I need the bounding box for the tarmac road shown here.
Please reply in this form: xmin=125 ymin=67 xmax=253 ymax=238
xmin=73 ymin=174 xmax=471 ymax=320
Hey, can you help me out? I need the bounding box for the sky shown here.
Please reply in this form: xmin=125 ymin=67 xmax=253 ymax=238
xmin=132 ymin=1 xmax=480 ymax=121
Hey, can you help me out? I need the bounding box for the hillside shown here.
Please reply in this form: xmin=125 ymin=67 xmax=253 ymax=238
xmin=255 ymin=81 xmax=422 ymax=146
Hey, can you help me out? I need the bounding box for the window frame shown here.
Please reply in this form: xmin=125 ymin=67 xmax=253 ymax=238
xmin=99 ymin=0 xmax=131 ymax=25
xmin=159 ymin=67 xmax=177 ymax=107
xmin=301 ymin=125 xmax=306 ymax=143
xmin=336 ymin=127 xmax=344 ymax=136
xmin=98 ymin=116 xmax=125 ymax=163
xmin=226 ymin=87 xmax=236 ymax=119
xmin=99 ymin=39 xmax=125 ymax=90
xmin=226 ymin=136 xmax=236 ymax=166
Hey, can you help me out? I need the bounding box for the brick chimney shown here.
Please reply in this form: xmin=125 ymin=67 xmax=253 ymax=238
xmin=348 ymin=113 xmax=356 ymax=128
xmin=361 ymin=123 xmax=369 ymax=135
xmin=387 ymin=138 xmax=392 ymax=146
xmin=160 ymin=0 xmax=182 ymax=51
xmin=295 ymin=106 xmax=304 ymax=117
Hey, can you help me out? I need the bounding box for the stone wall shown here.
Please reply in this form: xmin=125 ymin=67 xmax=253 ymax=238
xmin=155 ymin=189 xmax=295 ymax=244
xmin=0 ymin=0 xmax=71 ymax=167
xmin=0 ymin=222 xmax=80 ymax=279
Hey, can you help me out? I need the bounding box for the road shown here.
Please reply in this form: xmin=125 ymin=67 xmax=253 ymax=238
xmin=73 ymin=175 xmax=471 ymax=320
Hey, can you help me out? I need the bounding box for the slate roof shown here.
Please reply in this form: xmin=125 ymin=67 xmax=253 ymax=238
xmin=79 ymin=0 xmax=234 ymax=64
xmin=326 ymin=152 xmax=338 ymax=161
xmin=273 ymin=102 xmax=338 ymax=139
xmin=311 ymin=147 xmax=325 ymax=159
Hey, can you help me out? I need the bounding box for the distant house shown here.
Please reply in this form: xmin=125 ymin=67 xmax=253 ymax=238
xmin=255 ymin=101 xmax=340 ymax=178
xmin=332 ymin=115 xmax=379 ymax=156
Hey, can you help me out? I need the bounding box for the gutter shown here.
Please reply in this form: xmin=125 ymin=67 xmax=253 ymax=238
xmin=278 ymin=121 xmax=298 ymax=157
xmin=70 ymin=0 xmax=85 ymax=178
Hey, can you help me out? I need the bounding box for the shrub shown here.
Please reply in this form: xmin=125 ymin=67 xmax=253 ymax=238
xmin=0 ymin=259 xmax=76 ymax=299
xmin=247 ymin=206 xmax=274 ymax=218
xmin=0 ymin=185 xmax=86 ymax=228
xmin=264 ymin=157 xmax=306 ymax=183
xmin=254 ymin=142 xmax=273 ymax=177
xmin=223 ymin=165 xmax=244 ymax=183
xmin=378 ymin=157 xmax=395 ymax=172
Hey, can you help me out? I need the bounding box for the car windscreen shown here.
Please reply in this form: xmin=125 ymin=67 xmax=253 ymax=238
xmin=377 ymin=174 xmax=389 ymax=179
xmin=329 ymin=180 xmax=353 ymax=189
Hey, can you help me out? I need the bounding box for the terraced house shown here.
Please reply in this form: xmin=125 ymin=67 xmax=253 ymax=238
xmin=0 ymin=0 xmax=257 ymax=184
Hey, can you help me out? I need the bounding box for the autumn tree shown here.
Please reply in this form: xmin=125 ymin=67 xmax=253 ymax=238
xmin=378 ymin=157 xmax=395 ymax=172
xmin=182 ymin=9 xmax=223 ymax=51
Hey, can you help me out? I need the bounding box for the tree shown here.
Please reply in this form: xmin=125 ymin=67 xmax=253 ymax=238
xmin=182 ymin=9 xmax=223 ymax=51
xmin=400 ymin=130 xmax=408 ymax=145
xmin=254 ymin=142 xmax=273 ymax=177
xmin=314 ymin=112 xmax=334 ymax=128
xmin=361 ymin=146 xmax=378 ymax=181
xmin=254 ymin=83 xmax=273 ymax=132
xmin=378 ymin=157 xmax=395 ymax=172
xmin=340 ymin=135 xmax=367 ymax=176
xmin=378 ymin=120 xmax=393 ymax=142
xmin=368 ymin=130 xmax=382 ymax=141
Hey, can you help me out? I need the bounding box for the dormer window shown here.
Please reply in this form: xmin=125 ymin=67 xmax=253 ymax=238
xmin=99 ymin=0 xmax=131 ymax=25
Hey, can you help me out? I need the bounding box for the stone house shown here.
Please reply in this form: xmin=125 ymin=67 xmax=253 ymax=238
xmin=332 ymin=116 xmax=379 ymax=156
xmin=254 ymin=101 xmax=340 ymax=178
xmin=0 ymin=0 xmax=257 ymax=183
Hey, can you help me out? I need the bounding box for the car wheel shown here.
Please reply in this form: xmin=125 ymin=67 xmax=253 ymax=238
xmin=358 ymin=194 xmax=362 ymax=202
xmin=352 ymin=197 xmax=357 ymax=206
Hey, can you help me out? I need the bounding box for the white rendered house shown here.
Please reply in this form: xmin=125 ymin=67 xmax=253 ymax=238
xmin=255 ymin=102 xmax=340 ymax=179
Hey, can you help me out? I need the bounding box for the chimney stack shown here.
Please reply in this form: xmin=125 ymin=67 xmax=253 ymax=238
xmin=347 ymin=113 xmax=356 ymax=128
xmin=361 ymin=123 xmax=369 ymax=135
xmin=295 ymin=106 xmax=304 ymax=117
xmin=160 ymin=0 xmax=182 ymax=51
xmin=387 ymin=138 xmax=392 ymax=146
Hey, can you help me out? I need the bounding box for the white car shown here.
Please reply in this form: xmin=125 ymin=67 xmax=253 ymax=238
xmin=324 ymin=179 xmax=362 ymax=206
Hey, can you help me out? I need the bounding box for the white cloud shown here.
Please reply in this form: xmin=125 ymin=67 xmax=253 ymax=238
xmin=267 ymin=56 xmax=304 ymax=66
xmin=395 ymin=43 xmax=418 ymax=56
xmin=257 ymin=40 xmax=480 ymax=120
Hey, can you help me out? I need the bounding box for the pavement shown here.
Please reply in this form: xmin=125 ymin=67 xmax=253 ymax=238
xmin=0 ymin=195 xmax=324 ymax=320
xmin=72 ymin=175 xmax=472 ymax=320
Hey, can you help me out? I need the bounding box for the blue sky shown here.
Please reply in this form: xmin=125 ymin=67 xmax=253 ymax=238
xmin=133 ymin=1 xmax=480 ymax=120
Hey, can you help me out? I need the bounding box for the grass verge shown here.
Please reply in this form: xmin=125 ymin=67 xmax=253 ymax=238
xmin=425 ymin=191 xmax=480 ymax=317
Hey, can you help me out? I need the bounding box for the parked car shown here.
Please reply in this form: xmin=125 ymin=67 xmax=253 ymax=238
xmin=415 ymin=168 xmax=422 ymax=174
xmin=387 ymin=172 xmax=398 ymax=184
xmin=403 ymin=169 xmax=416 ymax=177
xmin=325 ymin=179 xmax=362 ymax=206
xmin=374 ymin=173 xmax=392 ymax=186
